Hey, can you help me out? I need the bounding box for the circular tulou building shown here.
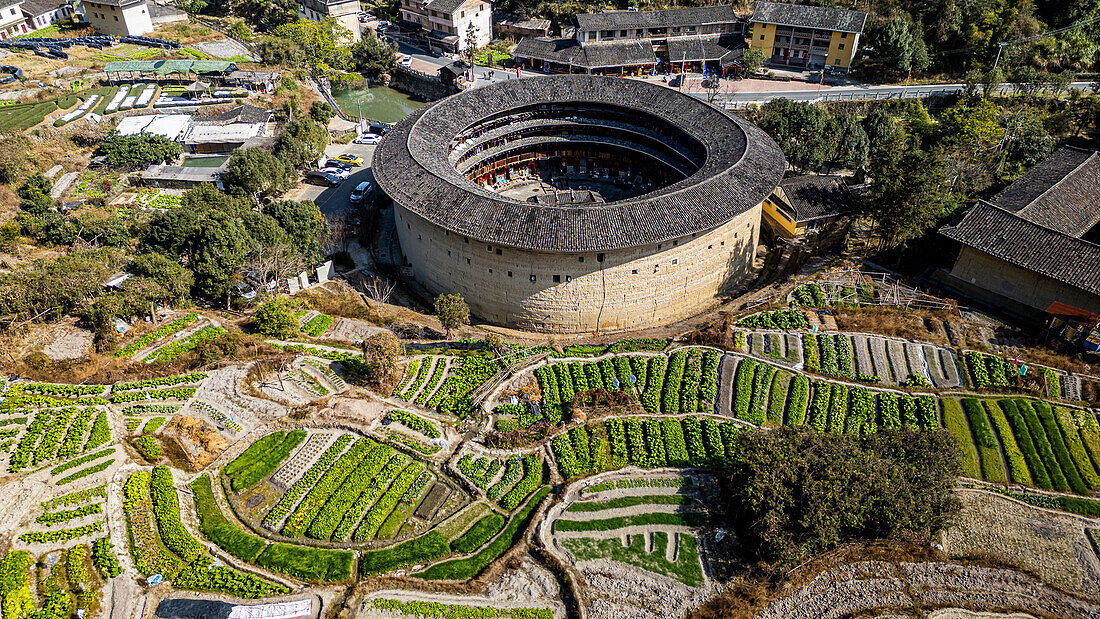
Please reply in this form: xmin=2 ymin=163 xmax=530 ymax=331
xmin=373 ymin=75 xmax=786 ymax=333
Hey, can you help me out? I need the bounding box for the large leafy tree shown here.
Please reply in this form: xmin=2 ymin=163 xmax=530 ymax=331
xmin=268 ymin=18 xmax=351 ymax=72
xmin=754 ymin=99 xmax=836 ymax=173
xmin=349 ymin=31 xmax=398 ymax=79
xmin=222 ymin=147 xmax=296 ymax=200
xmin=868 ymin=133 xmax=950 ymax=249
xmin=275 ymin=118 xmax=329 ymax=167
xmin=725 ymin=427 xmax=960 ymax=571
xmin=434 ymin=293 xmax=470 ymax=335
xmin=262 ymin=200 xmax=327 ymax=259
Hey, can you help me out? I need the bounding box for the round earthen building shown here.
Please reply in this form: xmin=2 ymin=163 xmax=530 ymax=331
xmin=373 ymin=75 xmax=785 ymax=333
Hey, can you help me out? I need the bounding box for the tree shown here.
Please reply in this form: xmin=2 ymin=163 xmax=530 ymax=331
xmin=95 ymin=134 xmax=183 ymax=167
xmin=464 ymin=22 xmax=479 ymax=59
xmin=868 ymin=134 xmax=949 ymax=249
xmin=861 ymin=108 xmax=897 ymax=155
xmin=360 ymin=331 xmax=404 ymax=387
xmin=270 ymin=18 xmax=351 ymax=73
xmin=827 ymin=114 xmax=869 ymax=172
xmin=275 ymin=118 xmax=329 ymax=167
xmin=262 ymin=200 xmax=327 ymax=259
xmin=871 ymin=15 xmax=928 ymax=79
xmin=17 ymin=173 xmax=53 ymax=216
xmin=349 ymin=31 xmax=397 ymax=79
xmin=253 ymin=296 xmax=299 ymax=338
xmin=434 ymin=293 xmax=469 ymax=335
xmin=1000 ymin=108 xmax=1054 ymax=175
xmin=754 ymin=99 xmax=836 ymax=172
xmin=129 ymin=253 xmax=193 ymax=305
xmin=939 ymin=96 xmax=1006 ymax=165
xmin=222 ymin=148 xmax=295 ymax=200
xmin=188 ymin=210 xmax=252 ymax=304
xmin=725 ymin=427 xmax=960 ymax=572
xmin=740 ymin=48 xmax=765 ymax=75
xmin=309 ymin=101 xmax=335 ymax=124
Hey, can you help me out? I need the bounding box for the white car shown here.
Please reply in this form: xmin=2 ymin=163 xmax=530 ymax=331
xmin=353 ymin=133 xmax=383 ymax=145
xmin=399 ymin=55 xmax=412 ymax=68
xmin=318 ymin=167 xmax=351 ymax=180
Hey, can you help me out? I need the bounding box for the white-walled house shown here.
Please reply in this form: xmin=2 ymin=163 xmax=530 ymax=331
xmin=0 ymin=0 xmax=30 ymax=39
xmin=399 ymin=0 xmax=491 ymax=53
xmin=82 ymin=0 xmax=153 ymax=36
xmin=22 ymin=0 xmax=77 ymax=32
xmin=300 ymin=0 xmax=361 ymax=43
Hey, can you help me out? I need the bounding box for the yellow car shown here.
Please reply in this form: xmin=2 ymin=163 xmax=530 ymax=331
xmin=332 ymin=154 xmax=364 ymax=166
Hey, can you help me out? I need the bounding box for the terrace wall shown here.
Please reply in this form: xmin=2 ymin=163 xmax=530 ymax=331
xmin=395 ymin=202 xmax=761 ymax=333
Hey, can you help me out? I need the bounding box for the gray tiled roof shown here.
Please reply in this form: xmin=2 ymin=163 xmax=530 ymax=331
xmin=667 ymin=34 xmax=744 ymax=63
xmin=0 ymin=0 xmax=25 ymax=10
xmin=19 ymin=0 xmax=61 ymax=17
xmin=941 ymin=202 xmax=1100 ymax=297
xmin=424 ymin=0 xmax=468 ymax=15
xmin=513 ymin=37 xmax=657 ymax=68
xmin=750 ymin=1 xmax=867 ymax=33
xmin=990 ymin=146 xmax=1100 ymax=237
xmin=575 ymin=5 xmax=739 ymax=32
xmin=777 ymin=174 xmax=857 ymax=221
xmin=372 ymin=75 xmax=785 ymax=253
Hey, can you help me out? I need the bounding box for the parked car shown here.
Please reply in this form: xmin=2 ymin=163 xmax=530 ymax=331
xmin=368 ymin=123 xmax=391 ymax=135
xmin=349 ymin=181 xmax=373 ymax=204
xmin=353 ymin=133 xmax=383 ymax=145
xmin=304 ymin=171 xmax=341 ymax=187
xmin=323 ymin=158 xmax=354 ymax=170
xmin=332 ymin=154 xmax=365 ymax=166
xmin=318 ymin=166 xmax=351 ymax=180
xmin=399 ymin=55 xmax=412 ymax=68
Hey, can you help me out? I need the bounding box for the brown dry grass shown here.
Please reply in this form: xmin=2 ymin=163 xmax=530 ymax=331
xmin=831 ymin=306 xmax=957 ymax=345
xmin=300 ymin=280 xmax=384 ymax=324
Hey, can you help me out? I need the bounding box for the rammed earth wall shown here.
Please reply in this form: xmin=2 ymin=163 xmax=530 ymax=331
xmin=395 ymin=202 xmax=761 ymax=333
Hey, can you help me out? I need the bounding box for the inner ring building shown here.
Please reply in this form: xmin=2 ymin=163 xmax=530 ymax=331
xmin=372 ymin=75 xmax=786 ymax=333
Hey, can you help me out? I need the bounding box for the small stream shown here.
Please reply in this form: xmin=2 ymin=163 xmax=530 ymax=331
xmin=330 ymin=84 xmax=426 ymax=124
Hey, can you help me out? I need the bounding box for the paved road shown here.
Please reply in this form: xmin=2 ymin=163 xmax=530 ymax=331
xmin=295 ymin=140 xmax=378 ymax=219
xmin=708 ymin=80 xmax=1098 ymax=107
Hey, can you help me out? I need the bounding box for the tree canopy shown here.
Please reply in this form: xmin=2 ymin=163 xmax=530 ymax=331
xmin=434 ymin=293 xmax=470 ymax=334
xmin=350 ymin=31 xmax=397 ymax=79
xmin=222 ymin=148 xmax=296 ymax=200
xmin=95 ymin=134 xmax=183 ymax=167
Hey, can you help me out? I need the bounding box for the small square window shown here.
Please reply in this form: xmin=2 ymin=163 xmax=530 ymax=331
xmin=841 ymin=32 xmax=847 ymax=38
xmin=597 ymin=253 xmax=605 ymax=262
xmin=553 ymin=275 xmax=561 ymax=283
xmin=631 ymin=269 xmax=638 ymax=274
xmin=488 ymin=268 xmax=493 ymax=274
xmin=407 ymin=223 xmax=411 ymax=229
xmin=565 ymin=275 xmax=571 ymax=282
xmin=707 ymin=244 xmax=713 ymax=249
xmin=672 ymin=240 xmax=677 ymax=246
xmin=721 ymin=241 xmax=725 ymax=246
xmin=417 ymin=234 xmax=422 ymax=240
xmin=487 ymin=244 xmax=492 ymax=252
xmin=760 ymin=34 xmax=765 ymax=40
xmin=496 ymin=249 xmax=502 ymax=255
xmin=530 ymin=275 xmax=536 ymax=282
xmin=464 ymin=237 xmax=469 ymax=243
xmin=466 ymin=258 xmax=471 ymax=264
xmin=447 ymin=250 xmax=451 ymax=256
xmin=578 ymin=256 xmax=584 ymax=263
xmin=672 ymin=258 xmax=678 ymax=265
xmin=838 ymin=43 xmax=845 ymax=50
xmin=508 ymin=271 xmax=513 ymax=277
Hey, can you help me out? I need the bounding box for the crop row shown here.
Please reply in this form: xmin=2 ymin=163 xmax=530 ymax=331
xmin=281 ymin=438 xmax=376 ymax=538
xmin=457 ymin=454 xmax=502 ymax=489
xmin=301 ymin=314 xmax=334 ymax=337
xmin=116 ymin=313 xmax=199 ymax=357
xmin=262 ymin=434 xmax=353 ymax=528
xmin=36 ymin=502 xmax=103 ymax=526
xmin=387 ymin=409 xmax=443 ymax=439
xmin=737 ymin=309 xmax=810 ymax=330
xmin=437 ymin=355 xmax=500 ymax=417
xmin=18 ymin=521 xmax=103 ymax=544
xmin=415 ymin=361 xmax=447 ymax=405
xmin=111 ymin=387 xmax=196 ymax=403
xmin=227 ymin=430 xmax=307 ymax=492
xmin=487 ymin=457 xmax=523 ymax=500
xmin=115 ymin=372 xmax=207 ymax=392
xmin=354 ymin=461 xmax=425 ymax=541
xmin=43 ymin=485 xmax=108 ymax=511
xmin=331 ymin=453 xmax=408 ymax=541
xmin=123 ymin=404 xmax=178 ymax=416
xmin=10 ymin=383 xmax=104 ymax=397
xmin=369 ymin=598 xmax=553 ymax=619
xmin=191 ymin=401 xmax=241 ymax=433
xmin=499 ymin=454 xmax=544 ymax=510
xmin=145 ymin=326 xmax=226 ymax=363
xmin=150 ymin=466 xmax=205 ymax=562
xmin=92 ymin=538 xmax=123 ymax=579
xmin=135 ymin=436 xmax=162 ymax=460
xmin=395 ymin=358 xmax=423 ymax=397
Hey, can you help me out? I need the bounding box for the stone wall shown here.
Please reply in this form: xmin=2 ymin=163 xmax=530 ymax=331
xmin=389 ymin=66 xmax=455 ymax=102
xmin=948 ymin=246 xmax=1100 ymax=315
xmin=394 ymin=203 xmax=761 ymax=333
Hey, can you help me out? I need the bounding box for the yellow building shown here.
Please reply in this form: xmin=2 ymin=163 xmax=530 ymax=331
xmin=747 ymin=1 xmax=866 ymax=73
xmin=761 ymin=175 xmax=859 ymax=239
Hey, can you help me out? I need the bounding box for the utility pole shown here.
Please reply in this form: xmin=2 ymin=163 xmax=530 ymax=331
xmin=992 ymin=42 xmax=1007 ymax=73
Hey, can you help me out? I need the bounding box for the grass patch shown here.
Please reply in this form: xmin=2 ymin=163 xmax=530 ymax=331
xmin=416 ymin=487 xmax=550 ymax=581
xmin=449 ymin=513 xmax=506 ymax=555
xmin=566 ymin=494 xmax=688 ymax=512
xmin=255 ymin=543 xmax=353 ymax=582
xmin=360 ymin=531 xmax=450 ymax=575
xmin=188 ymin=474 xmax=268 ymax=562
xmin=554 ymin=512 xmax=702 ymax=532
xmin=227 ymin=430 xmax=306 ymax=491
xmin=563 ymin=531 xmax=703 ymax=587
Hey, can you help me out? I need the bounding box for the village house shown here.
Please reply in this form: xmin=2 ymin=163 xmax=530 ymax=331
xmin=21 ymin=0 xmax=76 ymax=32
xmin=513 ymin=5 xmax=744 ymax=76
xmin=761 ymin=174 xmax=859 ymax=240
xmin=939 ymin=146 xmax=1100 ymax=319
xmin=82 ymin=0 xmax=153 ymax=36
xmin=398 ymin=0 xmax=492 ymax=53
xmin=747 ymin=0 xmax=866 ymax=72
xmin=299 ymin=0 xmax=361 ymax=43
xmin=0 ymin=0 xmax=29 ymax=38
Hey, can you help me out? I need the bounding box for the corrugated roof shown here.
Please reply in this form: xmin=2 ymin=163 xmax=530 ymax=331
xmin=749 ymin=1 xmax=867 ymax=34
xmin=575 ymin=5 xmax=739 ymax=32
